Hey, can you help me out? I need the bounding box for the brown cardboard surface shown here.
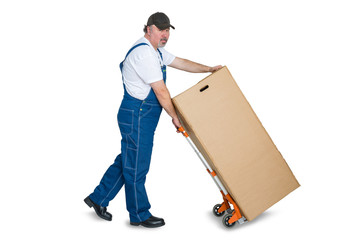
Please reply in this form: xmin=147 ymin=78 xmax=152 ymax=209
xmin=172 ymin=67 xmax=299 ymax=221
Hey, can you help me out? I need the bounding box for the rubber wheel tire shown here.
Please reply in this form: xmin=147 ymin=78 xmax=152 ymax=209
xmin=213 ymin=204 xmax=225 ymax=217
xmin=223 ymin=214 xmax=236 ymax=228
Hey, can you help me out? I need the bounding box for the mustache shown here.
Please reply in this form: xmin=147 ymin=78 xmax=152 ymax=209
xmin=160 ymin=38 xmax=168 ymax=42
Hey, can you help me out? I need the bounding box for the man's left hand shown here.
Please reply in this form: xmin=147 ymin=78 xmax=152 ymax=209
xmin=209 ymin=65 xmax=223 ymax=72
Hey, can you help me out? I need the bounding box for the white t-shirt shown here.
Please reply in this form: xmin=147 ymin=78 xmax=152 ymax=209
xmin=121 ymin=37 xmax=176 ymax=100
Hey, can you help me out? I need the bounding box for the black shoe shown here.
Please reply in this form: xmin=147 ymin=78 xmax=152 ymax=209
xmin=130 ymin=215 xmax=165 ymax=228
xmin=84 ymin=196 xmax=112 ymax=221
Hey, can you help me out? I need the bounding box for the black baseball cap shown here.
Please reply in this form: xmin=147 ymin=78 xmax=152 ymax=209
xmin=146 ymin=12 xmax=175 ymax=30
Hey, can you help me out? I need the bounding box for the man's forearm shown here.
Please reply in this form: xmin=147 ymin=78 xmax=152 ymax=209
xmin=157 ymin=90 xmax=178 ymax=119
xmin=169 ymin=57 xmax=222 ymax=73
xmin=169 ymin=57 xmax=211 ymax=73
xmin=151 ymin=81 xmax=178 ymax=120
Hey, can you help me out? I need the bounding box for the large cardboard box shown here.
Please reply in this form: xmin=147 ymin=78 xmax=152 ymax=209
xmin=172 ymin=67 xmax=299 ymax=221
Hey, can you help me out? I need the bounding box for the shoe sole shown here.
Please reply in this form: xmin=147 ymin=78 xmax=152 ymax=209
xmin=84 ymin=197 xmax=112 ymax=221
xmin=130 ymin=221 xmax=165 ymax=228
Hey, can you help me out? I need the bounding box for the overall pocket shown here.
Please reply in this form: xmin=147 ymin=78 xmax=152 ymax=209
xmin=117 ymin=108 xmax=134 ymax=135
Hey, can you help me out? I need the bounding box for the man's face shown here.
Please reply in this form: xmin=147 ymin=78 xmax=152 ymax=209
xmin=149 ymin=25 xmax=170 ymax=48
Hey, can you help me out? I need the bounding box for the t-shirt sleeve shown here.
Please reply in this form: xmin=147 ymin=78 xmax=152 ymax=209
xmin=159 ymin=48 xmax=176 ymax=66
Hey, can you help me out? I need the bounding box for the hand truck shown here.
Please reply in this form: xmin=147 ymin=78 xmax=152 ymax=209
xmin=178 ymin=127 xmax=247 ymax=227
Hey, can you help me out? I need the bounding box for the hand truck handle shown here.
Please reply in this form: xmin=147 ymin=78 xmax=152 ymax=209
xmin=176 ymin=125 xmax=246 ymax=225
xmin=177 ymin=127 xmax=189 ymax=137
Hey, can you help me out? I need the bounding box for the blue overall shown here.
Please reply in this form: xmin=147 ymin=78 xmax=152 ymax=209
xmin=89 ymin=43 xmax=166 ymax=223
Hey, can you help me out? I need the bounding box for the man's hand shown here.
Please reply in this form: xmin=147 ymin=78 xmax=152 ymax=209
xmin=209 ymin=65 xmax=223 ymax=72
xmin=172 ymin=117 xmax=182 ymax=132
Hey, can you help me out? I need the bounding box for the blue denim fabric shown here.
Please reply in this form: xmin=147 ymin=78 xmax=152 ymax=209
xmin=89 ymin=43 xmax=166 ymax=223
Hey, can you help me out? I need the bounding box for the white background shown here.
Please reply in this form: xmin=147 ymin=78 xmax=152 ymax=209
xmin=1 ymin=0 xmax=350 ymax=239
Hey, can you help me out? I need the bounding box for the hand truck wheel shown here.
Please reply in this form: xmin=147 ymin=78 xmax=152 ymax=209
xmin=213 ymin=204 xmax=225 ymax=217
xmin=223 ymin=214 xmax=236 ymax=228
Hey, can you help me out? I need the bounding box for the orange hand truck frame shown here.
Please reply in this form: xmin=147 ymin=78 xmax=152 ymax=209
xmin=178 ymin=127 xmax=247 ymax=228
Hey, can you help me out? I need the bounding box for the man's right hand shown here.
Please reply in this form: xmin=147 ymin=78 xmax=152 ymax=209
xmin=172 ymin=117 xmax=182 ymax=132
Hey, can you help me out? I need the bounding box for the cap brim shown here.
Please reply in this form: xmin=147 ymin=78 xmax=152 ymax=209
xmin=156 ymin=23 xmax=175 ymax=30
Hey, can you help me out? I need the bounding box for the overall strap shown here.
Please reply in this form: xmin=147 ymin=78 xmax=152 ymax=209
xmin=157 ymin=48 xmax=163 ymax=61
xmin=157 ymin=49 xmax=166 ymax=82
xmin=119 ymin=42 xmax=149 ymax=72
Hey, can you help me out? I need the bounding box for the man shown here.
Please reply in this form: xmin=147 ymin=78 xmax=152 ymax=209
xmin=84 ymin=12 xmax=222 ymax=228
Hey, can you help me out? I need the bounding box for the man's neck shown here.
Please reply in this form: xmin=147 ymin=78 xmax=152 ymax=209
xmin=144 ymin=34 xmax=158 ymax=51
